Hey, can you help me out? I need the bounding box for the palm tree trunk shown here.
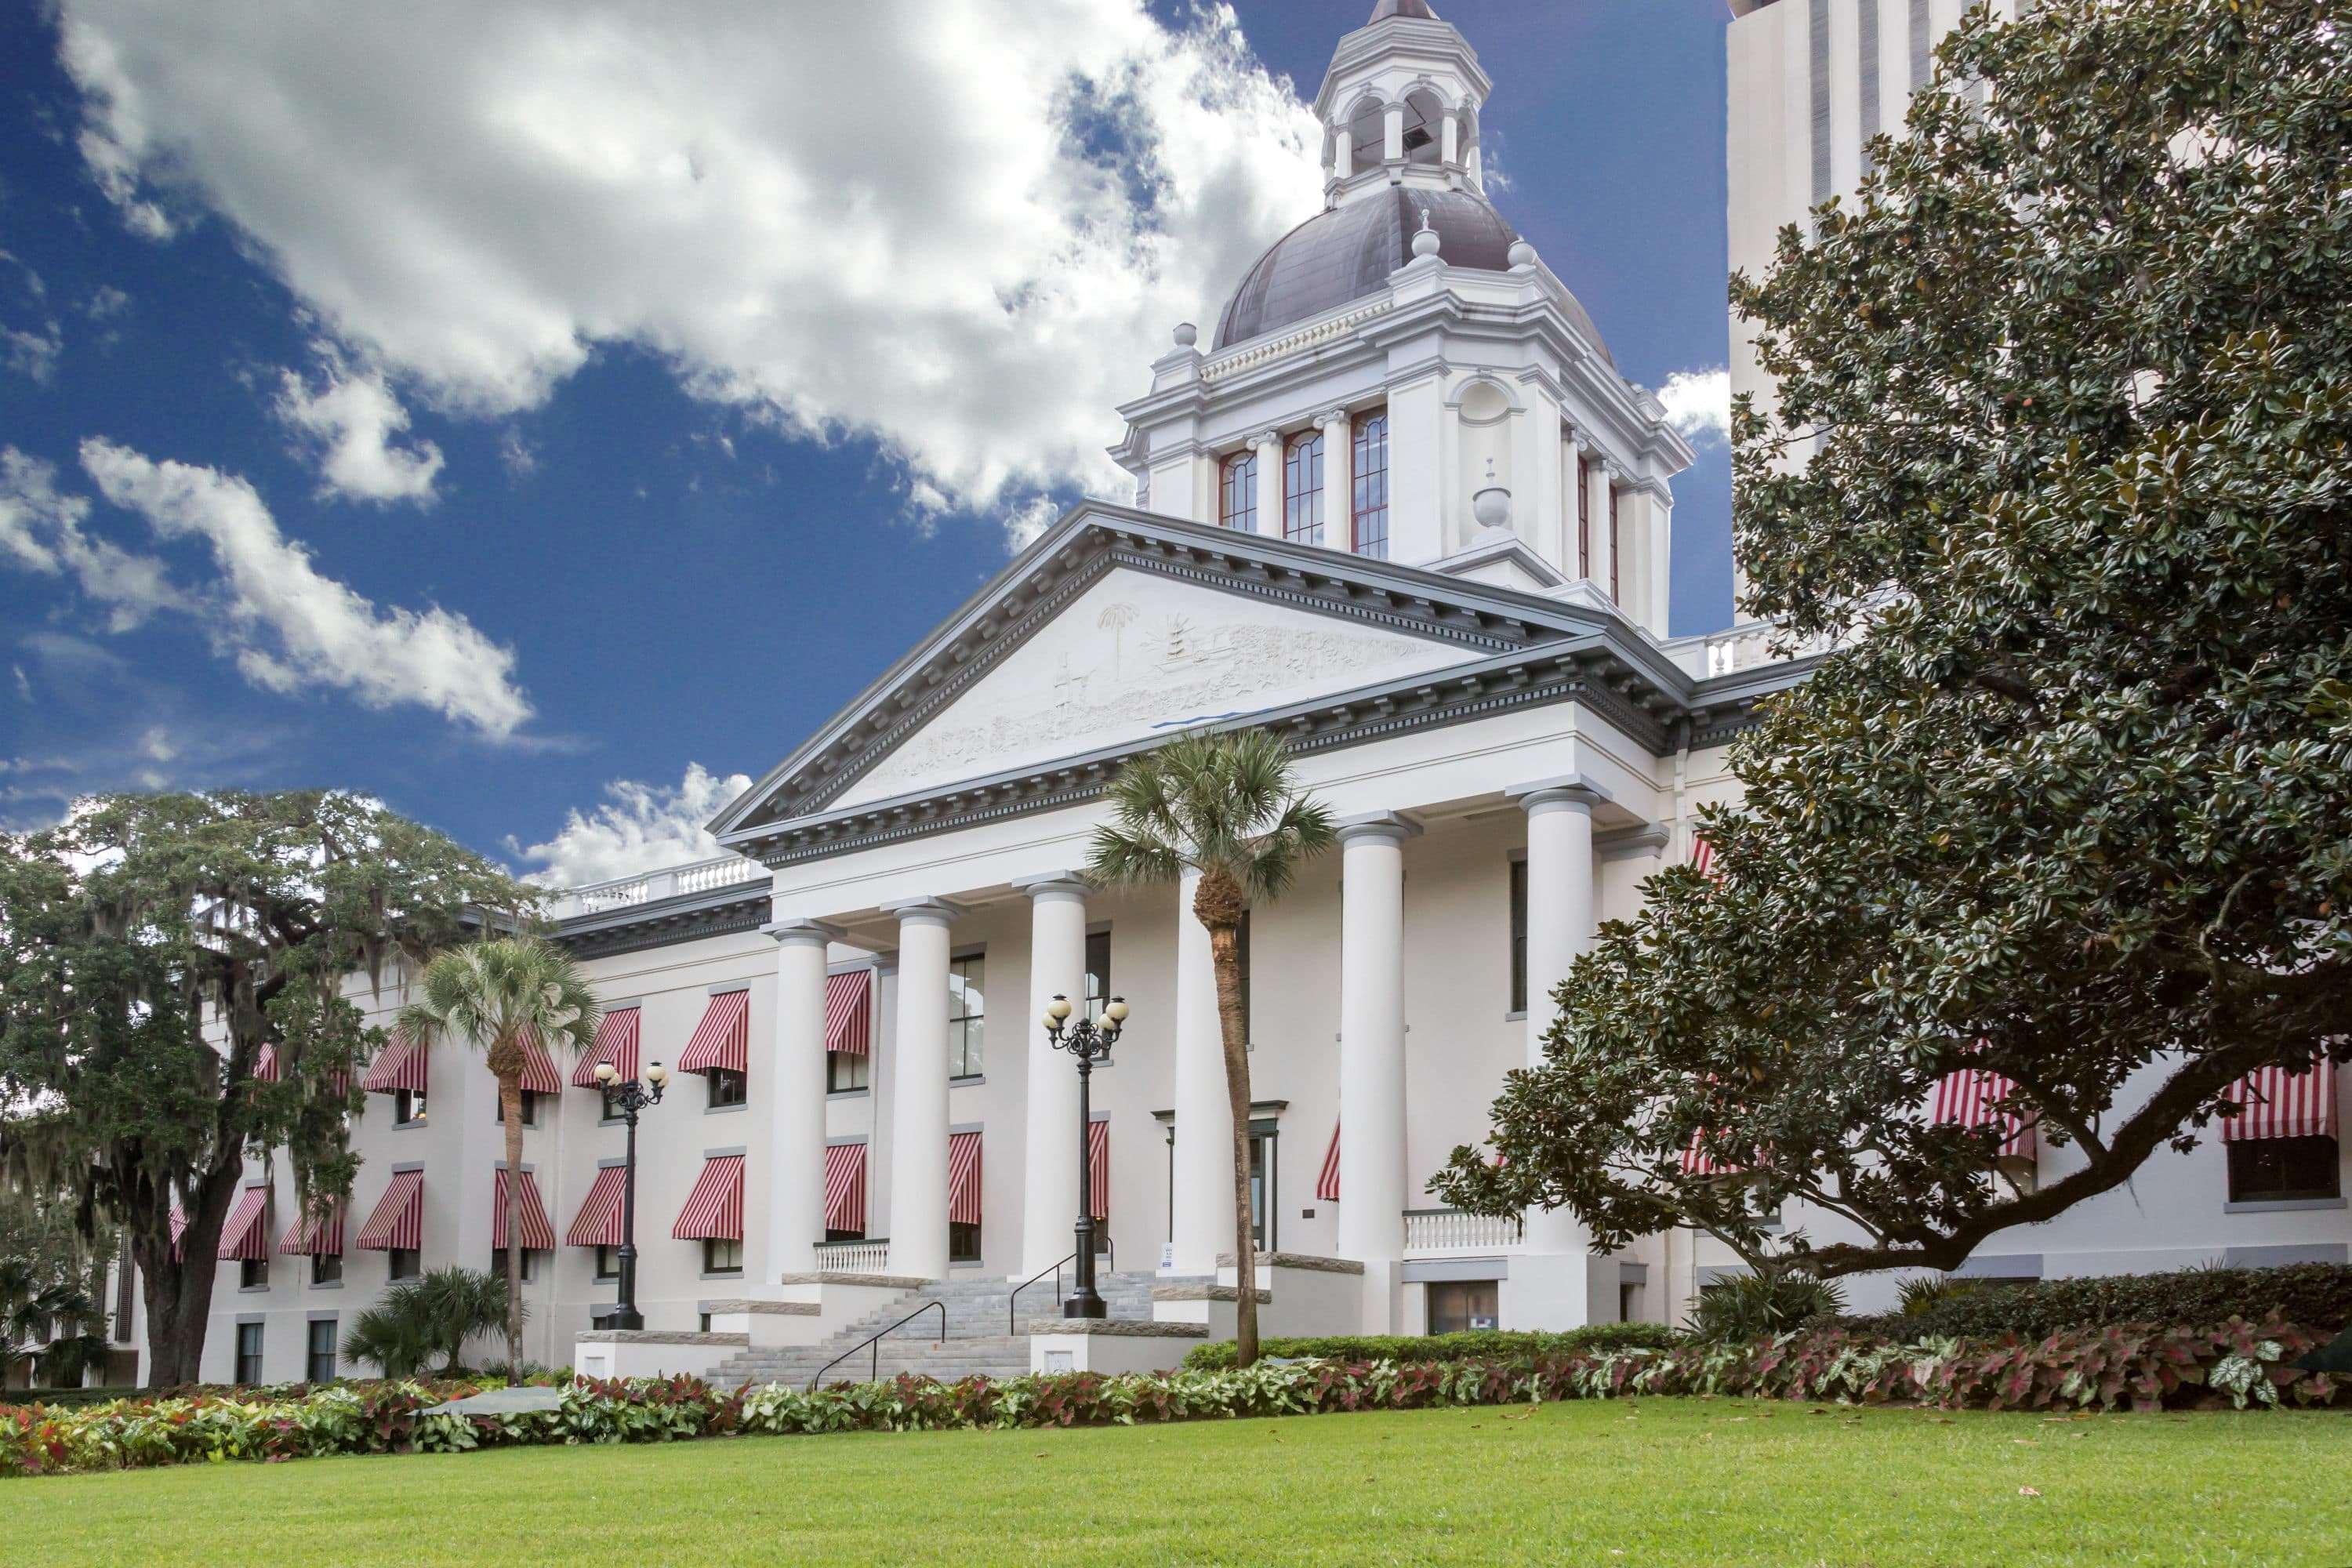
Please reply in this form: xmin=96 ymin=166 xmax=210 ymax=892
xmin=1205 ymin=921 xmax=1259 ymax=1369
xmin=499 ymin=1069 xmax=525 ymax=1385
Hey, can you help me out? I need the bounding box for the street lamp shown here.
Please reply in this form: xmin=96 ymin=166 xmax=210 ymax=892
xmin=593 ymin=1058 xmax=669 ymax=1330
xmin=1043 ymin=991 xmax=1129 ymax=1319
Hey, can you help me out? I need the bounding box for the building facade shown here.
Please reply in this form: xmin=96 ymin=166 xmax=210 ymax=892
xmin=144 ymin=0 xmax=2341 ymax=1385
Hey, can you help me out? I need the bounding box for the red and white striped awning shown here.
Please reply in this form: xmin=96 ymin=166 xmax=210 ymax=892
xmin=217 ymin=1185 xmax=270 ymax=1261
xmin=1691 ymin=830 xmax=1721 ymax=882
xmin=516 ymin=1029 xmax=564 ymax=1095
xmin=1681 ymin=1128 xmax=1744 ymax=1175
xmin=825 ymin=971 xmax=873 ymax=1055
xmin=824 ymin=1143 xmax=868 ymax=1234
xmin=492 ymin=1168 xmax=557 ymax=1251
xmin=1316 ymin=1120 xmax=1341 ymax=1203
xmin=354 ymin=1169 xmax=424 ymax=1251
xmin=677 ymin=990 xmax=750 ymax=1076
xmin=2221 ymin=1059 xmax=2339 ymax=1143
xmin=566 ymin=1166 xmax=629 ymax=1248
xmin=673 ymin=1155 xmax=745 ymax=1241
xmin=572 ymin=1007 xmax=641 ymax=1088
xmin=361 ymin=1031 xmax=427 ymax=1095
xmin=278 ymin=1202 xmax=343 ymax=1257
xmin=946 ymin=1131 xmax=983 ymax=1227
xmin=1087 ymin=1119 xmax=1110 ymax=1222
xmin=252 ymin=1044 xmax=281 ymax=1082
xmin=1933 ymin=1069 xmax=2037 ymax=1158
xmin=169 ymin=1203 xmax=188 ymax=1262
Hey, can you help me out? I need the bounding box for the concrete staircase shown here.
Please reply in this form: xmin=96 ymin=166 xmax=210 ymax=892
xmin=706 ymin=1269 xmax=1161 ymax=1389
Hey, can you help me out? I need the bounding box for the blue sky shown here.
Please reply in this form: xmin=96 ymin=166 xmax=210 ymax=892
xmin=0 ymin=1 xmax=1735 ymax=880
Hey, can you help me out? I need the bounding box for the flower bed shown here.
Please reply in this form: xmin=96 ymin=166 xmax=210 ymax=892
xmin=3 ymin=1318 xmax=2339 ymax=1479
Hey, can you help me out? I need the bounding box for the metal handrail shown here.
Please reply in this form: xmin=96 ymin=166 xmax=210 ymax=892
xmin=1007 ymin=1239 xmax=1114 ymax=1334
xmin=809 ymin=1299 xmax=947 ymax=1391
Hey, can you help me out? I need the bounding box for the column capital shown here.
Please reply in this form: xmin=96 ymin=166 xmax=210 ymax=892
xmin=1508 ymin=774 xmax=1611 ymax=815
xmin=1249 ymin=426 xmax=1283 ymax=450
xmin=1336 ymin=811 xmax=1424 ymax=848
xmin=764 ymin=917 xmax=844 ymax=948
xmin=1014 ymin=872 xmax=1092 ymax=903
xmin=882 ymin=897 xmax=965 ymax=927
xmin=1316 ymin=407 xmax=1351 ymax=431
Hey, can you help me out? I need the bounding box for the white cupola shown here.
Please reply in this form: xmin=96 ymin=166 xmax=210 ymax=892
xmin=1315 ymin=0 xmax=1494 ymax=206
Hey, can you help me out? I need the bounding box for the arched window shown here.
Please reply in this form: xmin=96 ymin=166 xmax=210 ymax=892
xmin=1283 ymin=433 xmax=1324 ymax=545
xmin=1352 ymin=412 xmax=1390 ymax=559
xmin=1220 ymin=451 xmax=1258 ymax=532
xmin=1345 ymin=97 xmax=1385 ymax=176
xmin=1401 ymin=89 xmax=1446 ymax=166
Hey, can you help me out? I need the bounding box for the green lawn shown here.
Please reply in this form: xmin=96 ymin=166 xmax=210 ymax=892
xmin=11 ymin=1398 xmax=2350 ymax=1566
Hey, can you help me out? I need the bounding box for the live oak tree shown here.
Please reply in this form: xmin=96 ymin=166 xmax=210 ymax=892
xmin=0 ymin=793 xmax=528 ymax=1385
xmin=1436 ymin=0 xmax=2352 ymax=1277
xmin=1087 ymin=730 xmax=1335 ymax=1367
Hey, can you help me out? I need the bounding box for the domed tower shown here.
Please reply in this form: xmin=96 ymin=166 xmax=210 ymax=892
xmin=1112 ymin=0 xmax=1693 ymax=641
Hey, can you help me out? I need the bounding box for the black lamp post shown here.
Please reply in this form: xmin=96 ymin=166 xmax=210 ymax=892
xmin=593 ymin=1058 xmax=669 ymax=1330
xmin=1044 ymin=991 xmax=1128 ymax=1319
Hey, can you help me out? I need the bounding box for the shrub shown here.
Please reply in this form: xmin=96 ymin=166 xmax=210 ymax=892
xmin=1686 ymin=1272 xmax=1846 ymax=1341
xmin=1835 ymin=1263 xmax=2352 ymax=1342
xmin=343 ymin=1268 xmax=516 ymax=1378
xmin=1180 ymin=1322 xmax=1681 ymax=1371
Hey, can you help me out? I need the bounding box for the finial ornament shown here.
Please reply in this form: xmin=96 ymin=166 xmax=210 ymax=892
xmin=1172 ymin=321 xmax=1198 ymax=347
xmin=1411 ymin=209 xmax=1442 ymax=260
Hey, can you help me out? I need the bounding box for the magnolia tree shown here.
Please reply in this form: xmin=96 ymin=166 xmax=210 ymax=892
xmin=1436 ymin=0 xmax=2352 ymax=1276
xmin=0 ymin=793 xmax=527 ymax=1385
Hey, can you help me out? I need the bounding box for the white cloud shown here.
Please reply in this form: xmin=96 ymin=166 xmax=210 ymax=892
xmin=1654 ymin=367 xmax=1732 ymax=445
xmin=511 ymin=762 xmax=753 ymax=887
xmin=0 ymin=446 xmax=183 ymax=630
xmin=273 ymin=345 xmax=446 ymax=505
xmin=56 ymin=0 xmax=1324 ymax=532
xmin=1002 ymin=495 xmax=1062 ymax=553
xmin=76 ymin=438 xmax=533 ymax=735
xmin=9 ymin=665 xmax=28 ymax=702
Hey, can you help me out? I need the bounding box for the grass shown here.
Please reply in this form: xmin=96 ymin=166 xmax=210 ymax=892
xmin=11 ymin=1397 xmax=2350 ymax=1566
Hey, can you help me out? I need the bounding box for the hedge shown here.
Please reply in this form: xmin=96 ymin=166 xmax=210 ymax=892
xmin=1833 ymin=1263 xmax=2352 ymax=1342
xmin=1181 ymin=1322 xmax=1680 ymax=1370
xmin=4 ymin=1317 xmax=2339 ymax=1479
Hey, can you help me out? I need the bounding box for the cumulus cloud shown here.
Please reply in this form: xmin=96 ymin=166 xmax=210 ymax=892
xmin=511 ymin=762 xmax=754 ymax=887
xmin=0 ymin=446 xmax=183 ymax=630
xmin=1654 ymin=367 xmax=1732 ymax=445
xmin=75 ymin=439 xmax=532 ymax=735
xmin=56 ymin=0 xmax=1323 ymax=530
xmin=5 ymin=322 xmax=63 ymax=383
xmin=272 ymin=347 xmax=446 ymax=504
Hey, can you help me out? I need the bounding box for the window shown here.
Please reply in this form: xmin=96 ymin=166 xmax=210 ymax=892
xmin=495 ymin=1091 xmax=539 ymax=1127
xmin=949 ymin=953 xmax=985 ymax=1080
xmin=828 ymin=1051 xmax=869 ymax=1094
xmin=1352 ymin=412 xmax=1389 ymax=558
xmin=1618 ymin=1280 xmax=1643 ymax=1323
xmin=949 ymin=1221 xmax=982 ymax=1265
xmin=1509 ymin=858 xmax=1528 ymax=1014
xmin=1283 ymin=433 xmax=1323 ymax=544
xmin=235 ymin=1321 xmax=264 ymax=1385
xmin=707 ymin=1066 xmax=748 ymax=1109
xmin=1083 ymin=931 xmax=1112 ymax=1023
xmin=490 ymin=1247 xmax=538 ymax=1283
xmin=1608 ymin=482 xmax=1622 ymax=603
xmin=601 ymin=1085 xmax=626 ymax=1121
xmin=239 ymin=1256 xmax=267 ymax=1290
xmin=1248 ymin=1129 xmax=1276 ymax=1251
xmin=310 ymin=1252 xmax=342 ymax=1287
xmin=1576 ymin=454 xmax=1592 ymax=577
xmin=387 ymin=1247 xmax=420 ymax=1281
xmin=2227 ymin=1137 xmax=2342 ymax=1203
xmin=702 ymin=1236 xmax=743 ymax=1276
xmin=1428 ymin=1279 xmax=1500 ymax=1334
xmin=593 ymin=1245 xmax=620 ymax=1282
xmin=306 ymin=1319 xmax=337 ymax=1383
xmin=1219 ymin=451 xmax=1258 ymax=532
xmin=394 ymin=1087 xmax=427 ymax=1125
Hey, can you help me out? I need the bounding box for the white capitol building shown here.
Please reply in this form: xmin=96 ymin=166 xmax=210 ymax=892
xmin=132 ymin=0 xmax=2339 ymax=1387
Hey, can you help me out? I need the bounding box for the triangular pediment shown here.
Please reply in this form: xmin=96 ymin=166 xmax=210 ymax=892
xmin=832 ymin=564 xmax=1479 ymax=810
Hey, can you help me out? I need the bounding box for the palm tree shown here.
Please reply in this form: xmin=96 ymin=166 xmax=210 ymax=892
xmin=343 ymin=1266 xmax=514 ymax=1378
xmin=397 ymin=937 xmax=597 ymax=1383
xmin=1086 ymin=729 xmax=1335 ymax=1367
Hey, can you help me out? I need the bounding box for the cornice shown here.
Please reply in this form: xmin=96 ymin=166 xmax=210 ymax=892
xmin=555 ymin=887 xmax=772 ymax=961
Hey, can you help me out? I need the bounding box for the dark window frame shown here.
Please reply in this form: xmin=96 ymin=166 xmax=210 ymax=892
xmin=1508 ymin=857 xmax=1528 ymax=1014
xmin=1220 ymin=450 xmax=1258 ymax=532
xmin=1283 ymin=431 xmax=1323 ymax=544
xmin=702 ymin=1236 xmax=744 ymax=1276
xmin=495 ymin=1091 xmax=539 ymax=1127
xmin=310 ymin=1251 xmax=343 ymax=1287
xmin=1428 ymin=1279 xmax=1501 ymax=1334
xmin=949 ymin=1220 xmax=983 ymax=1265
xmin=393 ymin=1087 xmax=427 ymax=1126
xmin=387 ymin=1247 xmax=421 ymax=1282
xmin=234 ymin=1321 xmax=265 ymax=1385
xmin=949 ymin=952 xmax=986 ymax=1081
xmin=1352 ymin=412 xmax=1389 ymax=558
xmin=2227 ymin=1136 xmax=2342 ymax=1203
xmin=827 ymin=1050 xmax=870 ymax=1093
xmin=306 ymin=1319 xmax=337 ymax=1383
xmin=238 ymin=1255 xmax=267 ymax=1290
xmin=706 ymin=1065 xmax=748 ymax=1109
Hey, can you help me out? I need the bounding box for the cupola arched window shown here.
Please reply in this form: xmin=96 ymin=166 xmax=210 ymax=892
xmin=1401 ymin=89 xmax=1446 ymax=165
xmin=1283 ymin=432 xmax=1324 ymax=545
xmin=1220 ymin=450 xmax=1258 ymax=532
xmin=1345 ymin=96 xmax=1385 ymax=176
xmin=1352 ymin=412 xmax=1389 ymax=559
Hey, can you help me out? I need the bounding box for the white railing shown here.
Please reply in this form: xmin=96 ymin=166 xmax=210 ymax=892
xmin=815 ymin=1239 xmax=891 ymax=1275
xmin=546 ymin=854 xmax=768 ymax=920
xmin=1403 ymin=1209 xmax=1525 ymax=1254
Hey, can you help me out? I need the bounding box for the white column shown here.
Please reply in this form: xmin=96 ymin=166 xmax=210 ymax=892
xmin=884 ymin=899 xmax=959 ymax=1281
xmin=1251 ymin=428 xmax=1285 ymax=539
xmin=1383 ymin=104 xmax=1406 ymax=163
xmin=1649 ymin=487 xmax=1675 ymax=636
xmin=1587 ymin=459 xmax=1617 ymax=605
xmin=1018 ymin=877 xmax=1089 ymax=1276
xmin=1169 ymin=868 xmax=1231 ymax=1275
xmin=1507 ymin=778 xmax=1606 ymax=1327
xmin=1441 ymin=111 xmax=1459 ymax=167
xmin=762 ymin=918 xmax=840 ymax=1283
xmin=1317 ymin=408 xmax=1352 ymax=552
xmin=1561 ymin=426 xmax=1587 ymax=579
xmin=1332 ymin=128 xmax=1352 ymax=183
xmin=1338 ymin=814 xmax=1417 ymax=1331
